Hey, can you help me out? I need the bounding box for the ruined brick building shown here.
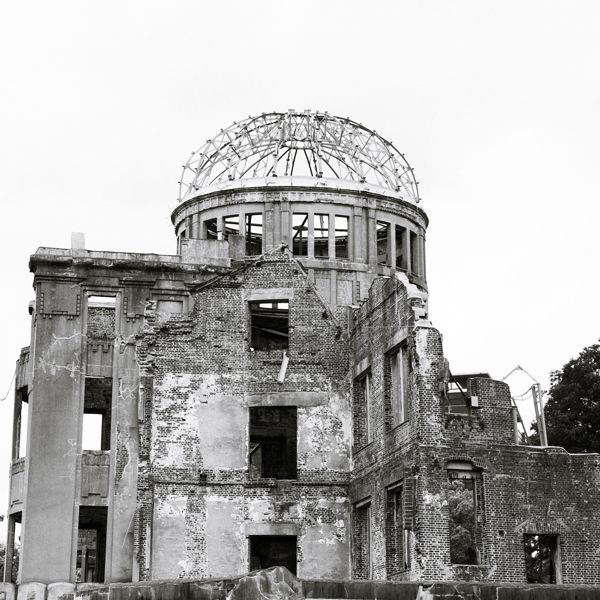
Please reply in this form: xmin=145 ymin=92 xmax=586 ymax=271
xmin=4 ymin=111 xmax=600 ymax=587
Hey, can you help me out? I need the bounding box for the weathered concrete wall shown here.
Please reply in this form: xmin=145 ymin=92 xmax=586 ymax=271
xmin=136 ymin=251 xmax=352 ymax=580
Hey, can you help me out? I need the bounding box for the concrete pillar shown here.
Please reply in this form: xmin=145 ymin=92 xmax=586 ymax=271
xmin=21 ymin=301 xmax=84 ymax=583
xmin=367 ymin=209 xmax=377 ymax=266
xmin=308 ymin=210 xmax=315 ymax=259
xmin=352 ymin=207 xmax=363 ymax=263
xmin=389 ymin=224 xmax=396 ymax=268
xmin=280 ymin=199 xmax=290 ymax=248
xmin=402 ymin=227 xmax=411 ymax=273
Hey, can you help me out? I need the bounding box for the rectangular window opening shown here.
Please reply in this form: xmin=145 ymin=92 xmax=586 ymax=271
xmin=395 ymin=225 xmax=406 ymax=270
xmin=353 ymin=372 xmax=372 ymax=449
xmin=410 ymin=231 xmax=418 ymax=274
xmin=377 ymin=221 xmax=390 ymax=265
xmin=249 ymin=535 xmax=297 ymax=575
xmin=223 ymin=215 xmax=240 ymax=239
xmin=249 ymin=406 xmax=297 ymax=479
xmin=524 ymin=534 xmax=560 ymax=584
xmin=249 ymin=300 xmax=289 ymax=351
xmin=292 ymin=213 xmax=308 ymax=256
xmin=314 ymin=213 xmax=329 ymax=258
xmin=387 ymin=345 xmax=410 ymax=429
xmin=353 ymin=501 xmax=372 ymax=579
xmin=245 ymin=213 xmax=263 ymax=256
xmin=204 ymin=217 xmax=218 ymax=240
xmin=386 ymin=485 xmax=410 ymax=575
xmin=448 ymin=466 xmax=482 ymax=566
xmin=77 ymin=506 xmax=107 ymax=583
xmin=5 ymin=513 xmax=22 ymax=583
xmin=14 ymin=387 xmax=28 ymax=459
xmin=334 ymin=215 xmax=349 ymax=259
xmin=83 ymin=377 xmax=112 ymax=451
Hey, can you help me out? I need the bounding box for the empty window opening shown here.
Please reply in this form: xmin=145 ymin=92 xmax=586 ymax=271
xmin=386 ymin=484 xmax=410 ymax=575
xmin=292 ymin=213 xmax=308 ymax=256
xmin=524 ymin=534 xmax=560 ymax=584
xmin=410 ymin=231 xmax=418 ymax=274
xmin=77 ymin=506 xmax=107 ymax=583
xmin=447 ymin=463 xmax=483 ymax=565
xmin=83 ymin=377 xmax=112 ymax=451
xmin=395 ymin=225 xmax=406 ymax=270
xmin=13 ymin=387 xmax=28 ymax=459
xmin=249 ymin=406 xmax=297 ymax=479
xmin=377 ymin=221 xmax=390 ymax=265
xmin=204 ymin=217 xmax=218 ymax=240
xmin=249 ymin=536 xmax=297 ymax=575
xmin=314 ymin=213 xmax=329 ymax=258
xmin=245 ymin=213 xmax=263 ymax=255
xmin=334 ymin=215 xmax=349 ymax=259
xmin=249 ymin=300 xmax=289 ymax=351
xmin=353 ymin=372 xmax=372 ymax=449
xmin=223 ymin=215 xmax=240 ymax=239
xmin=4 ymin=513 xmax=21 ymax=583
xmin=87 ymin=296 xmax=116 ymax=340
xmin=386 ymin=345 xmax=410 ymax=429
xmin=353 ymin=501 xmax=372 ymax=579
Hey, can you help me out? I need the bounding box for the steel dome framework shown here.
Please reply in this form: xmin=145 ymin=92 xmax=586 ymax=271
xmin=178 ymin=111 xmax=420 ymax=203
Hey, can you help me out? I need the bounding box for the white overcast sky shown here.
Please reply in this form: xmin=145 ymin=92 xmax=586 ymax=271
xmin=1 ymin=1 xmax=600 ymax=535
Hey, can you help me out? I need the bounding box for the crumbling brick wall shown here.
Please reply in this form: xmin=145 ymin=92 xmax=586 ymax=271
xmin=135 ymin=251 xmax=353 ymax=580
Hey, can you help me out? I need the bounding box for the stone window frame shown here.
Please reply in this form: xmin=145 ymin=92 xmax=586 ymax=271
xmin=353 ymin=364 xmax=373 ymax=451
xmin=385 ymin=480 xmax=411 ymax=576
xmin=244 ymin=289 xmax=294 ymax=353
xmin=446 ymin=460 xmax=485 ymax=566
xmin=384 ymin=340 xmax=411 ymax=431
xmin=352 ymin=497 xmax=373 ymax=579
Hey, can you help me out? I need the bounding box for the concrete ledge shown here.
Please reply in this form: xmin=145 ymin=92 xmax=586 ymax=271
xmin=242 ymin=522 xmax=300 ymax=536
xmin=47 ymin=582 xmax=75 ymax=600
xmin=245 ymin=392 xmax=328 ymax=407
xmin=16 ymin=583 xmax=46 ymax=600
xmin=0 ymin=583 xmax=16 ymax=600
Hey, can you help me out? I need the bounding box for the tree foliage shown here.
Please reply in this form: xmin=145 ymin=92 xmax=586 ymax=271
xmin=542 ymin=342 xmax=600 ymax=453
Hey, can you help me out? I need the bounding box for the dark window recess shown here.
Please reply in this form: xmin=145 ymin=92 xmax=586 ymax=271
xmin=249 ymin=406 xmax=297 ymax=479
xmin=395 ymin=225 xmax=406 ymax=270
xmin=410 ymin=231 xmax=418 ymax=274
xmin=377 ymin=221 xmax=389 ymax=265
xmin=4 ymin=513 xmax=21 ymax=583
xmin=353 ymin=373 xmax=372 ymax=449
xmin=292 ymin=213 xmax=308 ymax=256
xmin=245 ymin=213 xmax=263 ymax=255
xmin=447 ymin=465 xmax=483 ymax=565
xmin=314 ymin=213 xmax=329 ymax=258
xmin=353 ymin=502 xmax=371 ymax=579
xmin=13 ymin=386 xmax=28 ymax=459
xmin=249 ymin=536 xmax=297 ymax=575
xmin=83 ymin=377 xmax=112 ymax=451
xmin=77 ymin=506 xmax=107 ymax=583
xmin=386 ymin=485 xmax=410 ymax=575
xmin=524 ymin=534 xmax=560 ymax=584
xmin=204 ymin=218 xmax=218 ymax=240
xmin=334 ymin=215 xmax=349 ymax=259
xmin=249 ymin=300 xmax=289 ymax=351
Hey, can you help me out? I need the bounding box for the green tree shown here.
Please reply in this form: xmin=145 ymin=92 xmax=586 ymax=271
xmin=540 ymin=342 xmax=600 ymax=453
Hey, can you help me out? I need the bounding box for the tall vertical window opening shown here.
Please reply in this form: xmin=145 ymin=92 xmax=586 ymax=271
xmin=5 ymin=513 xmax=21 ymax=583
xmin=353 ymin=372 xmax=372 ymax=449
xmin=292 ymin=213 xmax=308 ymax=256
xmin=249 ymin=300 xmax=289 ymax=351
xmin=410 ymin=231 xmax=418 ymax=274
xmin=386 ymin=483 xmax=410 ymax=575
xmin=249 ymin=407 xmax=297 ymax=479
xmin=245 ymin=213 xmax=263 ymax=255
xmin=353 ymin=500 xmax=372 ymax=579
xmin=204 ymin=217 xmax=218 ymax=240
xmin=13 ymin=387 xmax=28 ymax=459
xmin=377 ymin=221 xmax=390 ymax=265
xmin=83 ymin=378 xmax=112 ymax=451
xmin=387 ymin=344 xmax=410 ymax=429
xmin=314 ymin=213 xmax=329 ymax=258
xmin=395 ymin=225 xmax=406 ymax=270
xmin=334 ymin=215 xmax=349 ymax=259
xmin=524 ymin=534 xmax=560 ymax=584
xmin=223 ymin=215 xmax=240 ymax=239
xmin=77 ymin=507 xmax=107 ymax=583
xmin=447 ymin=462 xmax=483 ymax=565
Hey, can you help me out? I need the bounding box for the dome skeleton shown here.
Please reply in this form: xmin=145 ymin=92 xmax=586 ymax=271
xmin=179 ymin=111 xmax=420 ymax=203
